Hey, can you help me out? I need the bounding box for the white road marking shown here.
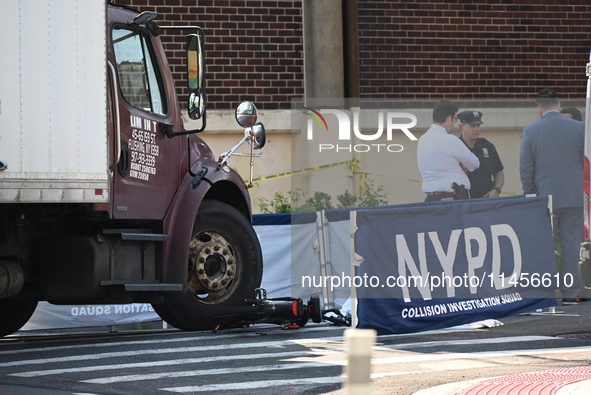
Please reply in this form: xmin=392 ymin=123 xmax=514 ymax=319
xmin=82 ymin=362 xmax=337 ymax=384
xmin=10 ymin=349 xmax=339 ymax=377
xmin=0 ymin=325 xmax=344 ymax=356
xmin=160 ymin=377 xmax=344 ymax=393
xmin=1 ymin=335 xmax=568 ymax=371
xmin=155 ymin=346 xmax=591 ymax=393
xmin=378 ymin=335 xmax=556 ymax=349
xmin=371 ymin=345 xmax=591 ymax=364
xmin=0 ymin=336 xmax=346 ymax=367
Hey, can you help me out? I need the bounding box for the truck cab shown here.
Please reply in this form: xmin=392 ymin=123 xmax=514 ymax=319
xmin=0 ymin=2 xmax=265 ymax=336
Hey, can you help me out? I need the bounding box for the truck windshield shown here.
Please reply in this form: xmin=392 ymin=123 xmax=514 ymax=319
xmin=112 ymin=28 xmax=167 ymax=116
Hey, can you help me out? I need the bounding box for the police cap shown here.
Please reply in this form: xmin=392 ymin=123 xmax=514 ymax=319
xmin=457 ymin=110 xmax=484 ymax=125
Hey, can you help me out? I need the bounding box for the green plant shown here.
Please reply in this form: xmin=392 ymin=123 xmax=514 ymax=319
xmin=304 ymin=192 xmax=334 ymax=211
xmin=258 ymin=189 xmax=307 ymax=213
xmin=258 ymin=191 xmax=292 ymax=214
xmin=258 ymin=179 xmax=389 ymax=214
xmin=336 ymin=189 xmax=357 ymax=209
xmin=358 ymin=179 xmax=389 ymax=207
xmin=336 ymin=179 xmax=389 ymax=209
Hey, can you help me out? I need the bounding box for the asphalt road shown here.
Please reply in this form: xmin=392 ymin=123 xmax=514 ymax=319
xmin=0 ymin=301 xmax=591 ymax=395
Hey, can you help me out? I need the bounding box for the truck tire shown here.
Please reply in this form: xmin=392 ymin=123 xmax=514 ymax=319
xmin=0 ymin=299 xmax=38 ymax=337
xmin=153 ymin=200 xmax=263 ymax=330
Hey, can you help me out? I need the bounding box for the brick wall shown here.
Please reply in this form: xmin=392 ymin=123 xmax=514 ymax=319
xmin=119 ymin=0 xmax=304 ymax=110
xmin=358 ymin=0 xmax=591 ymax=100
xmin=117 ymin=1 xmax=591 ymax=108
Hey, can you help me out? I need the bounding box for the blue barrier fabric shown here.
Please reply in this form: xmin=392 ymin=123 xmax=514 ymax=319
xmin=353 ymin=196 xmax=558 ymax=334
xmin=252 ymin=212 xmax=318 ymax=226
xmin=357 ymin=297 xmax=556 ymax=335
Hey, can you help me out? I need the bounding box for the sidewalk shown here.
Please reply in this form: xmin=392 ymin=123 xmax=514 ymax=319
xmin=414 ymin=301 xmax=591 ymax=395
xmin=414 ymin=368 xmax=591 ymax=395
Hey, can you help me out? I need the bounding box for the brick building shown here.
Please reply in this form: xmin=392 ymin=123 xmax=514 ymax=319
xmin=119 ymin=0 xmax=304 ymax=110
xmin=120 ymin=0 xmax=591 ymax=108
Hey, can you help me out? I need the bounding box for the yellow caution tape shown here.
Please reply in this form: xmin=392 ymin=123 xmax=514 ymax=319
xmin=250 ymin=158 xmax=361 ymax=183
xmin=251 ymin=158 xmax=519 ymax=196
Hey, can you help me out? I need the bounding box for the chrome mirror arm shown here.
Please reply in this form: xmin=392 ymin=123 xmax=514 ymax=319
xmin=218 ymin=133 xmax=250 ymax=168
xmin=218 ymin=129 xmax=264 ymax=167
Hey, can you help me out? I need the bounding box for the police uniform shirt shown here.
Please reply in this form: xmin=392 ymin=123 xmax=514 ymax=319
xmin=460 ymin=136 xmax=504 ymax=198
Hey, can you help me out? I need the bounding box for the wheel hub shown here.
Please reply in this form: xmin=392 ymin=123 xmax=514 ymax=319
xmin=188 ymin=231 xmax=236 ymax=298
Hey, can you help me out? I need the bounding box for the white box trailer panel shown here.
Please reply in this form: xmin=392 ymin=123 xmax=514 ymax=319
xmin=0 ymin=0 xmax=108 ymax=203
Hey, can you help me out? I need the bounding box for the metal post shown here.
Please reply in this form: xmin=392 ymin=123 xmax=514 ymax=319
xmin=343 ymin=328 xmax=376 ymax=394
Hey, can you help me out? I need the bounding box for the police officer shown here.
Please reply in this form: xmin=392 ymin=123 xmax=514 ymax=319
xmin=417 ymin=101 xmax=480 ymax=201
xmin=457 ymin=110 xmax=505 ymax=198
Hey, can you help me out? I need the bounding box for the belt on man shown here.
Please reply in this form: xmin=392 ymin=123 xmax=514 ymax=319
xmin=426 ymin=191 xmax=456 ymax=196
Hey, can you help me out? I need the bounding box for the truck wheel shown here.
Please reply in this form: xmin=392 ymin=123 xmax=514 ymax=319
xmin=0 ymin=299 xmax=38 ymax=337
xmin=153 ymin=200 xmax=262 ymax=330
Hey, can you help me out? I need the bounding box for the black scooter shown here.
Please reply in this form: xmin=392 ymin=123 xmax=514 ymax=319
xmin=202 ymin=289 xmax=351 ymax=330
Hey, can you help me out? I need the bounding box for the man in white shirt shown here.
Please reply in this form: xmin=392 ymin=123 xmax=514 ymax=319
xmin=417 ymin=100 xmax=480 ymax=202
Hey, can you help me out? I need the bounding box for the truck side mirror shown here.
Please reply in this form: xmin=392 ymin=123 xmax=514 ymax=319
xmin=189 ymin=92 xmax=204 ymax=120
xmin=235 ymin=102 xmax=265 ymax=149
xmin=218 ymin=102 xmax=266 ymax=187
xmin=235 ymin=101 xmax=258 ymax=128
xmin=187 ymin=33 xmax=205 ymax=120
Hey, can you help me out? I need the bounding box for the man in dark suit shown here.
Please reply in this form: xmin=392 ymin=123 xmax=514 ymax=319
xmin=520 ymin=88 xmax=585 ymax=304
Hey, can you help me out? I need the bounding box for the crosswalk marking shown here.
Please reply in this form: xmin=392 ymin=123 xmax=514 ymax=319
xmin=1 ymin=330 xmax=589 ymax=394
xmin=10 ymin=350 xmax=339 ymax=377
xmin=0 ymin=334 xmax=569 ymax=370
xmin=377 ymin=335 xmax=556 ymax=350
xmin=82 ymin=362 xmax=337 ymax=384
xmin=370 ymin=345 xmax=591 ymax=364
xmin=0 ymin=336 xmax=345 ymax=367
xmin=0 ymin=325 xmax=344 ymax=356
xmin=160 ymin=377 xmax=344 ymax=393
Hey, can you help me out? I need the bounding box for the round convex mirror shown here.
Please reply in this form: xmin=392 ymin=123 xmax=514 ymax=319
xmin=235 ymin=102 xmax=258 ymax=128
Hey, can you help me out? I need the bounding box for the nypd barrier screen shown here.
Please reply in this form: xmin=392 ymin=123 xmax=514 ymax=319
xmin=351 ymin=196 xmax=558 ymax=335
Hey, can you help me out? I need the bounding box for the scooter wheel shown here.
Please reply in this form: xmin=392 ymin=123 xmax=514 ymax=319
xmin=308 ymin=293 xmax=323 ymax=324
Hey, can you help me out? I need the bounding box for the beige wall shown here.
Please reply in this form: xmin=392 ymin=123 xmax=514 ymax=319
xmin=187 ymin=104 xmax=583 ymax=213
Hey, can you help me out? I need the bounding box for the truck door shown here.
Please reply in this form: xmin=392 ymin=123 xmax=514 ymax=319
xmin=109 ymin=25 xmax=180 ymax=219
